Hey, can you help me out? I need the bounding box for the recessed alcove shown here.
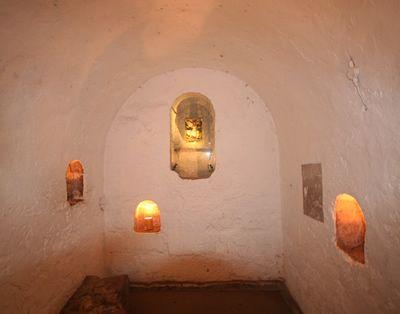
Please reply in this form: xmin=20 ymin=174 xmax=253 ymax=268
xmin=2 ymin=2 xmax=399 ymax=313
xmin=334 ymin=194 xmax=366 ymax=264
xmin=170 ymin=92 xmax=216 ymax=179
xmin=66 ymin=160 xmax=84 ymax=206
xmin=134 ymin=200 xmax=161 ymax=233
xmin=104 ymin=68 xmax=281 ymax=282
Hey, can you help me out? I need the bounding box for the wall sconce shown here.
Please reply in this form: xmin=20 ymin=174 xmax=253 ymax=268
xmin=66 ymin=160 xmax=84 ymax=205
xmin=170 ymin=92 xmax=215 ymax=179
xmin=302 ymin=163 xmax=323 ymax=222
xmin=134 ymin=200 xmax=161 ymax=233
xmin=335 ymin=193 xmax=366 ymax=264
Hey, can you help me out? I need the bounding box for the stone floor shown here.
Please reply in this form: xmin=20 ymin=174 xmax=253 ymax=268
xmin=129 ymin=282 xmax=301 ymax=314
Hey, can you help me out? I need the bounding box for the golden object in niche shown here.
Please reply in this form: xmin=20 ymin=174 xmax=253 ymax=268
xmin=170 ymin=92 xmax=215 ymax=179
xmin=185 ymin=118 xmax=203 ymax=142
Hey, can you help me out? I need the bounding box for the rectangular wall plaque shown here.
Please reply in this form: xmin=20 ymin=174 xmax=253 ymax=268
xmin=302 ymin=163 xmax=323 ymax=222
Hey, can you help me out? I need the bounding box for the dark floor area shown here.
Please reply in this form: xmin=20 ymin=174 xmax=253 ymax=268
xmin=129 ymin=282 xmax=300 ymax=314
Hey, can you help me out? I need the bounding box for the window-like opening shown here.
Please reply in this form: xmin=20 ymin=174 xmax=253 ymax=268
xmin=66 ymin=160 xmax=84 ymax=205
xmin=134 ymin=200 xmax=161 ymax=233
xmin=335 ymin=193 xmax=366 ymax=264
xmin=170 ymin=92 xmax=215 ymax=179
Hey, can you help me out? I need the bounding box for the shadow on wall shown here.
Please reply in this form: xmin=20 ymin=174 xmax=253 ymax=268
xmin=137 ymin=256 xmax=238 ymax=282
xmin=106 ymin=246 xmax=279 ymax=283
xmin=0 ymin=228 xmax=102 ymax=313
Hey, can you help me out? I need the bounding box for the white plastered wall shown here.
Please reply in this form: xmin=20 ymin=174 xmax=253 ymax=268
xmin=1 ymin=1 xmax=399 ymax=313
xmin=103 ymin=68 xmax=282 ymax=281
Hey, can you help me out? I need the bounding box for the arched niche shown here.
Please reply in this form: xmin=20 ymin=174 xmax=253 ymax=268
xmin=335 ymin=193 xmax=366 ymax=264
xmin=66 ymin=160 xmax=84 ymax=205
xmin=134 ymin=200 xmax=161 ymax=233
xmin=170 ymin=92 xmax=215 ymax=179
xmin=103 ymin=68 xmax=281 ymax=281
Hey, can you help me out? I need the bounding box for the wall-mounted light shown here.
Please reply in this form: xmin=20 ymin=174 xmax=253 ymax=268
xmin=170 ymin=92 xmax=215 ymax=179
xmin=66 ymin=160 xmax=84 ymax=205
xmin=335 ymin=193 xmax=366 ymax=264
xmin=134 ymin=200 xmax=161 ymax=233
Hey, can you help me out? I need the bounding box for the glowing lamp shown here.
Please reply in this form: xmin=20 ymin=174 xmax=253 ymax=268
xmin=134 ymin=200 xmax=161 ymax=233
xmin=66 ymin=160 xmax=84 ymax=205
xmin=335 ymin=193 xmax=366 ymax=264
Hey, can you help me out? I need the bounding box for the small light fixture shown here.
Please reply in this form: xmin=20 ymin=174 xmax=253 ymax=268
xmin=66 ymin=160 xmax=84 ymax=205
xmin=335 ymin=193 xmax=366 ymax=264
xmin=134 ymin=200 xmax=161 ymax=233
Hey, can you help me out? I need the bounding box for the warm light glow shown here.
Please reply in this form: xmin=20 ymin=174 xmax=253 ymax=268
xmin=185 ymin=118 xmax=202 ymax=142
xmin=335 ymin=193 xmax=366 ymax=264
xmin=170 ymin=93 xmax=215 ymax=179
xmin=66 ymin=160 xmax=83 ymax=180
xmin=66 ymin=160 xmax=84 ymax=205
xmin=134 ymin=200 xmax=161 ymax=233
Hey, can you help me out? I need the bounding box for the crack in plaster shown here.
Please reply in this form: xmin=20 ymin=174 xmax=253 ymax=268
xmin=347 ymin=55 xmax=368 ymax=111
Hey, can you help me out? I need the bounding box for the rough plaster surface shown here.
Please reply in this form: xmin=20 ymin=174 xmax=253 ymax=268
xmin=1 ymin=0 xmax=400 ymax=313
xmin=0 ymin=170 xmax=104 ymax=314
xmin=103 ymin=68 xmax=282 ymax=282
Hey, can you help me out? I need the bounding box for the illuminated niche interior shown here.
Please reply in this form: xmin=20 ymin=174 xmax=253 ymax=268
xmin=335 ymin=194 xmax=366 ymax=264
xmin=170 ymin=92 xmax=215 ymax=179
xmin=66 ymin=160 xmax=84 ymax=206
xmin=134 ymin=200 xmax=161 ymax=233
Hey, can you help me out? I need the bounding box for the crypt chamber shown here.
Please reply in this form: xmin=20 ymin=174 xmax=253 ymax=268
xmin=0 ymin=1 xmax=399 ymax=313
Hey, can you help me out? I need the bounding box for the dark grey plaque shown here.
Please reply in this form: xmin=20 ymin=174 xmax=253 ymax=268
xmin=302 ymin=163 xmax=323 ymax=222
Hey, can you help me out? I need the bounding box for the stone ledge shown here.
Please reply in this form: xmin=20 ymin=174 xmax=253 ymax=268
xmin=61 ymin=275 xmax=129 ymax=313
